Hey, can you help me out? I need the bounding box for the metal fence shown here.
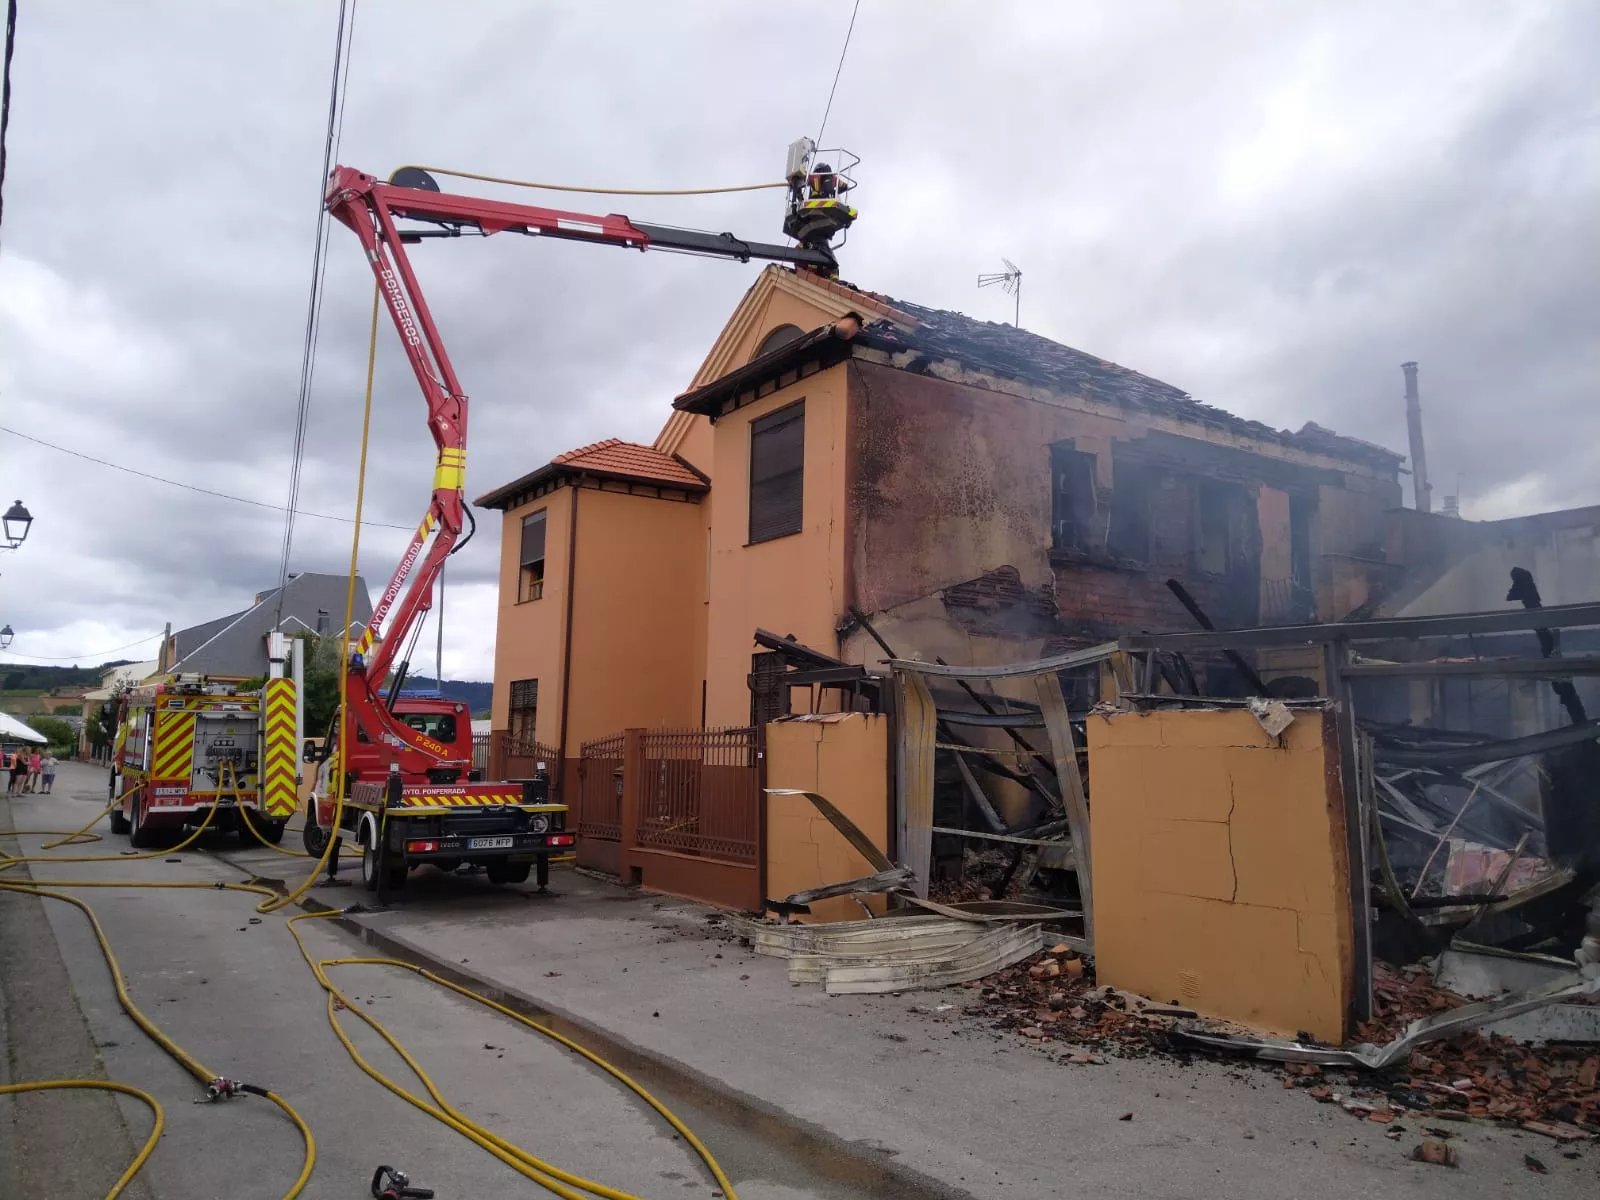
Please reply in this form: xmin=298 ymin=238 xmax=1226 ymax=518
xmin=472 ymin=732 xmax=490 ymax=773
xmin=637 ymin=727 xmax=759 ymax=864
xmin=496 ymin=731 xmax=561 ymax=785
xmin=577 ymin=732 xmax=625 ymax=842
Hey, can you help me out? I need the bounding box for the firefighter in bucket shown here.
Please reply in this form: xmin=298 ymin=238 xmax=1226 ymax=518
xmin=784 ymin=138 xmax=858 ymax=252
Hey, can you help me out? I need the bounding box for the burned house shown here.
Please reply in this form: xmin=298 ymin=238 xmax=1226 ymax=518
xmin=479 ymin=264 xmax=1404 ymax=775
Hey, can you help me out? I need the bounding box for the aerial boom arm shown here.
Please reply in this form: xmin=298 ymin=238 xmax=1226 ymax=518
xmin=323 ymin=164 xmax=842 ymax=775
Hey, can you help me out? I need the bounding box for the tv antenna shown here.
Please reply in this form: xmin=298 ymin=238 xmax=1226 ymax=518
xmin=978 ymin=258 xmax=1023 ymax=327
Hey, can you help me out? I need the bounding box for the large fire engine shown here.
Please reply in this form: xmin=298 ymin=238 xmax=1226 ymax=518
xmin=109 ymin=675 xmax=299 ymax=847
xmin=302 ymin=139 xmax=856 ymax=896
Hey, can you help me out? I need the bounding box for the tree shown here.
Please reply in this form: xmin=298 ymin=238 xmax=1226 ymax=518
xmin=29 ymin=716 xmax=76 ymax=754
xmin=242 ymin=634 xmax=343 ymax=737
xmin=52 ymin=704 xmax=79 ymax=715
xmin=3 ymin=671 xmax=23 ymax=691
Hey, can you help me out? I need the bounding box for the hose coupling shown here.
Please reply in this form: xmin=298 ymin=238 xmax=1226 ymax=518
xmin=200 ymin=1077 xmax=245 ymax=1101
xmin=371 ymin=1164 xmax=434 ymax=1198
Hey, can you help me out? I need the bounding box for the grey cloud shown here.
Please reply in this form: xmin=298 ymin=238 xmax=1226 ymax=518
xmin=1 ymin=0 xmax=1593 ymax=672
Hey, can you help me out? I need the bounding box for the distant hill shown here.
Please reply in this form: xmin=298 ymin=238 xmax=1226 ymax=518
xmin=404 ymin=676 xmax=492 ymax=715
xmin=0 ymin=661 xmax=129 ymax=693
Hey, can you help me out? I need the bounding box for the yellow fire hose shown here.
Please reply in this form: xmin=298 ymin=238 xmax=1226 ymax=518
xmin=0 ymin=285 xmax=735 ymax=1198
xmin=0 ymin=1079 xmax=164 ymax=1198
xmin=0 ymin=783 xmax=316 ymax=1199
xmin=285 ymin=910 xmax=738 ymax=1199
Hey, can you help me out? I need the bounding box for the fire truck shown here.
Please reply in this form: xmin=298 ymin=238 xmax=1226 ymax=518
xmin=303 ymin=138 xmax=855 ymax=896
xmin=108 ymin=675 xmax=299 ymax=848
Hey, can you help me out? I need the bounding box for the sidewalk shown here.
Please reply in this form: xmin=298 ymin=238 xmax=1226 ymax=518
xmin=334 ymin=866 xmax=1599 ymax=1198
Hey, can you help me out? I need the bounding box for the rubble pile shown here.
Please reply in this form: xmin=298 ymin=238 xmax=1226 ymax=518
xmin=970 ymin=952 xmax=1600 ymax=1136
xmin=1298 ymin=962 xmax=1600 ymax=1133
xmin=964 ymin=942 xmax=1181 ymax=1059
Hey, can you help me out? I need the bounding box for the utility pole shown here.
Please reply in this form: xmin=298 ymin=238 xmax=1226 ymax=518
xmin=1402 ymin=361 xmax=1432 ymax=514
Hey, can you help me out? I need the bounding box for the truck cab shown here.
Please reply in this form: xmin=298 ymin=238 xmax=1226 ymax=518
xmin=344 ymin=695 xmax=477 ymax=786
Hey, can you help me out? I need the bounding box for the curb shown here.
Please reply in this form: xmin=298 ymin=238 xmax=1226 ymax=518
xmin=208 ymin=845 xmax=977 ymax=1200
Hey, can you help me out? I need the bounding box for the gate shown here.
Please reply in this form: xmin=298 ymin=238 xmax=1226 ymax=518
xmin=638 ymin=727 xmax=759 ymax=863
xmin=575 ymin=726 xmax=763 ymax=910
xmin=576 ymin=732 xmax=625 ymax=873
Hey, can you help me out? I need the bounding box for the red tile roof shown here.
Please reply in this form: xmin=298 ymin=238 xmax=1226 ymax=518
xmin=549 ymin=438 xmax=706 ymax=488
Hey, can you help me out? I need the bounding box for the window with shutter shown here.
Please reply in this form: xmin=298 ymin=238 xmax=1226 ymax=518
xmin=748 ymin=401 xmax=805 ymax=544
xmin=519 ymin=510 xmax=547 ymax=601
xmin=508 ymin=678 xmax=538 ymax=749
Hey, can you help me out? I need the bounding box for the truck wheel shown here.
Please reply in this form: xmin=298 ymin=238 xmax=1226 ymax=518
xmin=361 ymin=838 xmax=381 ymax=891
xmin=302 ymin=817 xmax=329 ymax=857
xmin=486 ymin=860 xmax=531 ymax=885
xmin=108 ymin=806 xmax=130 ymax=835
xmin=129 ymin=795 xmax=156 ymax=849
xmin=252 ymin=818 xmax=287 ymax=846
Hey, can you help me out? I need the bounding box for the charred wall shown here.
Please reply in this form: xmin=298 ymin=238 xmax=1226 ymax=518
xmin=846 ymin=359 xmax=1397 ymax=650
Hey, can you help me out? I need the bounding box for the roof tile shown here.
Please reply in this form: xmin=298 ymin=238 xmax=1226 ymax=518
xmin=551 ymin=438 xmax=705 ymax=488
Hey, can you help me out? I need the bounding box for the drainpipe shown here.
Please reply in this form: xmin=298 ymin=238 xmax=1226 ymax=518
xmin=1402 ymin=361 xmax=1432 ymax=514
xmin=555 ymin=484 xmax=581 ymax=782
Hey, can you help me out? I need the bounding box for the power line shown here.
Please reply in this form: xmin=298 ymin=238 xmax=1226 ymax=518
xmin=0 ymin=0 xmax=17 ymax=249
xmin=816 ymin=0 xmax=862 ymax=148
xmin=0 ymin=424 xmax=409 ymax=530
xmin=0 ymin=631 xmax=162 ymax=662
xmin=277 ymin=0 xmax=358 ymax=615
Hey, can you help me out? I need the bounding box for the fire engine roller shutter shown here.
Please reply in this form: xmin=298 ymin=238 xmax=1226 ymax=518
xmin=152 ymin=709 xmax=197 ymax=784
xmin=262 ymin=679 xmax=298 ymax=817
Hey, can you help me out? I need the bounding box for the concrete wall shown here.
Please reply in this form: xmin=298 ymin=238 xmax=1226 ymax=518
xmin=703 ymin=364 xmax=851 ymax=728
xmin=491 ymin=486 xmax=572 ymax=747
xmin=1087 ymin=708 xmax=1353 ymax=1042
xmin=764 ymin=713 xmax=891 ymax=923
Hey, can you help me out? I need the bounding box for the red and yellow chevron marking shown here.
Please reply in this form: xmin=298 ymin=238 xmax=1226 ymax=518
xmin=261 ymin=678 xmax=298 ymax=818
xmin=398 ymin=791 xmax=525 ymax=808
xmin=151 ymin=711 xmax=197 ymax=781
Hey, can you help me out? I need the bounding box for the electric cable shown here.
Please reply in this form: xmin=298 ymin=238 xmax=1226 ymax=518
xmin=276 ymin=0 xmax=359 ymax=616
xmin=816 ymin=0 xmax=862 ymax=147
xmin=0 ymin=0 xmax=17 ymax=249
xmin=394 ymin=164 xmax=785 ymax=196
xmin=0 ymin=425 xmax=411 ymax=530
xmin=255 ymin=281 xmax=378 ymax=915
xmin=0 ymin=630 xmax=164 ymax=661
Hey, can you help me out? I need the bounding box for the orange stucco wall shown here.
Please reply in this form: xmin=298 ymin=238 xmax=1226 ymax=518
xmin=703 ymin=362 xmax=851 ymax=728
xmin=491 ymin=487 xmax=572 ymax=747
xmin=764 ymin=713 xmax=891 ymax=923
xmin=564 ymin=485 xmax=706 ymax=746
xmin=1087 ymin=708 xmax=1353 ymax=1042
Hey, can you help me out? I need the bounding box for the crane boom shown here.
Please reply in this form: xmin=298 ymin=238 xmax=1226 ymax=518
xmin=323 ymin=163 xmax=849 ymax=774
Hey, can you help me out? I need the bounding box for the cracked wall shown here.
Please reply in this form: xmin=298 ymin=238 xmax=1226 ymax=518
xmin=765 ymin=714 xmax=891 ymax=923
xmin=1087 ymin=708 xmax=1353 ymax=1042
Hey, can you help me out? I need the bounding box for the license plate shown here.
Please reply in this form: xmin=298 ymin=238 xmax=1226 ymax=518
xmin=468 ymin=836 xmax=514 ymax=850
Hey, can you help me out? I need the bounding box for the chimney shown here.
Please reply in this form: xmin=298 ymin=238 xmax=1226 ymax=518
xmin=1402 ymin=361 xmax=1432 ymax=514
xmin=316 ymin=609 xmax=330 ymax=635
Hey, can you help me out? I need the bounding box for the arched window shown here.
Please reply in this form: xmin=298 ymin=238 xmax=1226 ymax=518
xmin=752 ymin=324 xmax=803 ymax=360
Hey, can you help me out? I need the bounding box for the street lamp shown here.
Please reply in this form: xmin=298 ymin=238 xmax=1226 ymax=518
xmin=0 ymin=625 xmax=13 ymax=650
xmin=2 ymin=500 xmax=32 ymax=549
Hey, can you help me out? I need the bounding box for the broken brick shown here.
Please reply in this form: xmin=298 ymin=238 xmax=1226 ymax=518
xmin=1413 ymin=1139 xmax=1457 ymax=1167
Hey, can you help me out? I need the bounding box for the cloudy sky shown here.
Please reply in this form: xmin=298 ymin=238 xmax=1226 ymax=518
xmin=1 ymin=1 xmax=1595 ymax=679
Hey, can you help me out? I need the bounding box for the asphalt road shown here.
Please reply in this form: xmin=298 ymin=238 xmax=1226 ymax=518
xmin=0 ymin=761 xmax=867 ymax=1200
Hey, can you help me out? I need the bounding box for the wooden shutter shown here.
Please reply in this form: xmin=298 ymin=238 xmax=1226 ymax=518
xmin=520 ymin=512 xmax=547 ymax=566
xmin=748 ymin=401 xmax=805 ymax=543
